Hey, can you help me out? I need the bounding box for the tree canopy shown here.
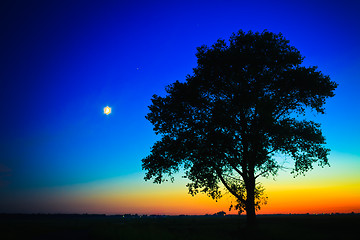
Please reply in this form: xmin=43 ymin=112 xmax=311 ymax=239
xmin=142 ymin=30 xmax=337 ymax=224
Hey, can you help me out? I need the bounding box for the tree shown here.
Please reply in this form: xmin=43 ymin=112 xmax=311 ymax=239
xmin=142 ymin=30 xmax=337 ymax=225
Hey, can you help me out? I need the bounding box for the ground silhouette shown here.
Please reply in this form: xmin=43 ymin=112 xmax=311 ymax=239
xmin=1 ymin=214 xmax=359 ymax=239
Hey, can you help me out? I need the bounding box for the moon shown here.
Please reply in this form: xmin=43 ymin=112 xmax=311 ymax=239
xmin=104 ymin=106 xmax=111 ymax=115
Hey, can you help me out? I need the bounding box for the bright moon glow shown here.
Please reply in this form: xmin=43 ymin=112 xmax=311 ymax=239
xmin=104 ymin=106 xmax=111 ymax=115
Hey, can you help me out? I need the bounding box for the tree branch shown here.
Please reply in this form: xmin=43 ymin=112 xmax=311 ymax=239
xmin=254 ymin=169 xmax=268 ymax=179
xmin=273 ymin=99 xmax=300 ymax=121
xmin=226 ymin=157 xmax=244 ymax=178
xmin=215 ymin=168 xmax=246 ymax=205
xmin=223 ymin=173 xmax=240 ymax=181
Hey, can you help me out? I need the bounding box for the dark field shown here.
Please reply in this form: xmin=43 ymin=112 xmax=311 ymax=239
xmin=1 ymin=214 xmax=359 ymax=240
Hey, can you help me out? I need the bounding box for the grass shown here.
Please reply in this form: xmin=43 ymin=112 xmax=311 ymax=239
xmin=1 ymin=214 xmax=359 ymax=240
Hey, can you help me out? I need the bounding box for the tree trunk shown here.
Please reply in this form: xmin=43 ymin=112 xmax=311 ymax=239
xmin=245 ymin=177 xmax=257 ymax=226
xmin=245 ymin=200 xmax=256 ymax=226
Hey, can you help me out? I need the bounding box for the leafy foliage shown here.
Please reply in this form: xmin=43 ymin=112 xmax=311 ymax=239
xmin=142 ymin=30 xmax=337 ymax=219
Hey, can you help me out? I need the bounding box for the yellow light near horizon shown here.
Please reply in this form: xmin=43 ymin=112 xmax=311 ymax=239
xmin=104 ymin=106 xmax=111 ymax=115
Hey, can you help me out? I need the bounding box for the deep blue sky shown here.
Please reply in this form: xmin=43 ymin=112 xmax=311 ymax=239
xmin=0 ymin=0 xmax=360 ymax=213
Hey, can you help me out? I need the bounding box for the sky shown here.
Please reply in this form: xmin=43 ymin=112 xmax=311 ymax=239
xmin=0 ymin=0 xmax=359 ymax=215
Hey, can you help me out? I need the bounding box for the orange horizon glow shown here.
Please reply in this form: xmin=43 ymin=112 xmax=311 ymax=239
xmin=1 ymin=153 xmax=359 ymax=215
xmin=3 ymin=171 xmax=358 ymax=216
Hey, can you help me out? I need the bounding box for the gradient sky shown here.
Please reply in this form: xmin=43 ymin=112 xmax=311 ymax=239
xmin=1 ymin=0 xmax=359 ymax=215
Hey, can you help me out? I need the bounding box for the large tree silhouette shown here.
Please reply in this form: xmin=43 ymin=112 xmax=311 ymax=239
xmin=142 ymin=30 xmax=337 ymax=224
